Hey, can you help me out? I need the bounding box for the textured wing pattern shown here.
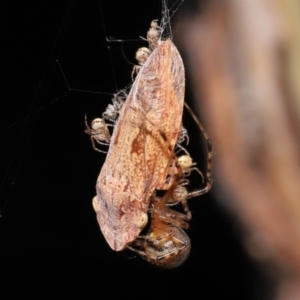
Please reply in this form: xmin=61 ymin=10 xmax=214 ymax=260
xmin=95 ymin=39 xmax=185 ymax=250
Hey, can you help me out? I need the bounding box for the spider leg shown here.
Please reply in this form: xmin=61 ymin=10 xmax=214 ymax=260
xmin=175 ymin=143 xmax=190 ymax=156
xmin=84 ymin=114 xmax=90 ymax=130
xmin=90 ymin=137 xmax=108 ymax=154
xmin=151 ymin=205 xmax=190 ymax=229
xmin=185 ymin=166 xmax=205 ymax=184
xmin=184 ymin=102 xmax=213 ymax=196
xmin=186 ymin=180 xmax=213 ymax=199
xmin=94 ymin=139 xmax=110 ymax=146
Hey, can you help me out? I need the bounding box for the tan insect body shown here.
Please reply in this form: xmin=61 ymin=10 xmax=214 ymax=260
xmin=93 ymin=39 xmax=185 ymax=251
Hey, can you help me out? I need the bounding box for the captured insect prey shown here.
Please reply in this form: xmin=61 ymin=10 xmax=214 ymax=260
xmin=93 ymin=22 xmax=185 ymax=251
xmin=86 ymin=14 xmax=213 ymax=268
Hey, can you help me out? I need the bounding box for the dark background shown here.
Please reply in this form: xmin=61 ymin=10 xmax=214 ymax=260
xmin=0 ymin=1 xmax=268 ymax=298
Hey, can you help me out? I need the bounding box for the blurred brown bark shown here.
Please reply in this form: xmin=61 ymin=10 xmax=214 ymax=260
xmin=179 ymin=0 xmax=300 ymax=298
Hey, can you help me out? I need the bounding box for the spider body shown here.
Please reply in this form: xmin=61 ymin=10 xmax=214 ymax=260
xmin=84 ymin=116 xmax=111 ymax=153
xmin=102 ymin=92 xmax=126 ymax=122
xmin=147 ymin=20 xmax=161 ymax=51
xmin=131 ymin=47 xmax=150 ymax=80
xmin=128 ymin=195 xmax=191 ymax=269
xmin=127 ymin=157 xmax=193 ymax=269
xmin=85 ymin=92 xmax=126 ymax=152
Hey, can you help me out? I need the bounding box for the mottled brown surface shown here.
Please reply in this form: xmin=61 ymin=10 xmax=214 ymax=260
xmin=94 ymin=39 xmax=185 ymax=251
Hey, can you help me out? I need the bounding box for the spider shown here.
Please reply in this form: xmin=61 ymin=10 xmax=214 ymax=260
xmin=127 ymin=103 xmax=213 ymax=268
xmin=102 ymin=91 xmax=126 ymax=123
xmin=85 ymin=91 xmax=126 ymax=152
xmin=84 ymin=115 xmax=112 ymax=153
xmin=131 ymin=47 xmax=151 ymax=80
xmin=127 ymin=193 xmax=191 ymax=269
xmin=131 ymin=20 xmax=162 ymax=80
xmin=127 ymin=148 xmax=201 ymax=268
xmin=127 ymin=149 xmax=212 ymax=268
xmin=147 ymin=20 xmax=161 ymax=51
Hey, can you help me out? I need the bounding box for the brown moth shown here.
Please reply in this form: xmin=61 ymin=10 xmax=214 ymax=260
xmin=92 ymin=38 xmax=185 ymax=251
